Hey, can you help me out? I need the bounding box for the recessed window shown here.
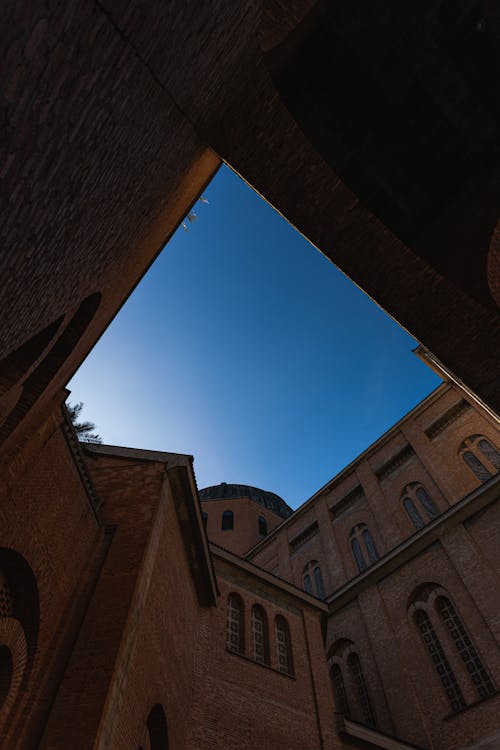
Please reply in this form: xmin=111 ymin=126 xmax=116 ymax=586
xmin=349 ymin=524 xmax=378 ymax=573
xmin=436 ymin=596 xmax=495 ymax=700
xmin=459 ymin=435 xmax=500 ymax=483
xmin=275 ymin=615 xmax=293 ymax=675
xmin=302 ymin=560 xmax=326 ymax=599
xmin=414 ymin=608 xmax=466 ymax=712
xmin=402 ymin=483 xmax=439 ymax=530
xmin=227 ymin=593 xmax=244 ymax=653
xmin=252 ymin=605 xmax=270 ymax=664
xmin=258 ymin=515 xmax=267 ymax=536
xmin=330 ymin=662 xmax=351 ymax=718
xmin=348 ymin=652 xmax=377 ymax=727
xmin=222 ymin=510 xmax=234 ymax=530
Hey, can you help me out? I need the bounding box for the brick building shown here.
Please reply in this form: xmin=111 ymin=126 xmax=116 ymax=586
xmin=0 ymin=378 xmax=498 ymax=748
xmin=1 ymin=1 xmax=500 ymax=748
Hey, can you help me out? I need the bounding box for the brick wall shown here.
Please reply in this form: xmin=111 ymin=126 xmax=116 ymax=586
xmin=0 ymin=406 xmax=102 ymax=749
xmin=250 ymin=384 xmax=500 ymax=593
xmin=325 ymin=506 xmax=500 ymax=749
xmin=188 ymin=557 xmax=341 ymax=750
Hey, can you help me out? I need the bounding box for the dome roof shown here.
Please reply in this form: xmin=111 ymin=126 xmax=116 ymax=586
xmin=199 ymin=483 xmax=293 ymax=520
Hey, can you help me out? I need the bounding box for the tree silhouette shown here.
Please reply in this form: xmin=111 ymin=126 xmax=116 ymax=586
xmin=67 ymin=402 xmax=102 ymax=443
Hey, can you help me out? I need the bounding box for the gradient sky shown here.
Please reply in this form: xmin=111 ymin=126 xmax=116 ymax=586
xmin=68 ymin=165 xmax=441 ymax=508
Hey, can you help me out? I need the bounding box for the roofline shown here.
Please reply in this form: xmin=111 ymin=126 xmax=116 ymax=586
xmin=414 ymin=345 xmax=500 ymax=423
xmin=210 ymin=542 xmax=329 ymax=612
xmin=84 ymin=442 xmax=193 ymax=466
xmin=326 ymin=473 xmax=500 ymax=612
xmin=61 ymin=401 xmax=102 ymax=515
xmin=168 ymin=460 xmax=219 ymax=606
xmin=247 ymin=382 xmax=449 ymax=557
xmin=85 ymin=442 xmax=218 ymax=606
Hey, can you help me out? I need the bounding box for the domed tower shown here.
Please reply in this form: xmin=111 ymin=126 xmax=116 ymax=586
xmin=199 ymin=482 xmax=293 ymax=556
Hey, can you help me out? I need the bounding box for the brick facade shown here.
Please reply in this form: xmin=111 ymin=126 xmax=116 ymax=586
xmin=0 ymin=381 xmax=498 ymax=748
xmin=249 ymin=383 xmax=500 ymax=749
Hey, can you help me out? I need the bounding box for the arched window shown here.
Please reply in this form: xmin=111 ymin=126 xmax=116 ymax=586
xmin=351 ymin=537 xmax=366 ymax=573
xmin=202 ymin=511 xmax=208 ymax=528
xmin=350 ymin=525 xmax=378 ymax=573
xmin=302 ymin=561 xmax=325 ymax=599
xmin=227 ymin=593 xmax=244 ymax=653
xmin=303 ymin=573 xmax=312 ymax=595
xmin=221 ymin=509 xmax=234 ymax=530
xmin=416 ymin=486 xmax=439 ymax=520
xmin=477 ymin=438 xmax=500 ymax=469
xmin=459 ymin=435 xmax=499 ymax=483
xmin=402 ymin=483 xmax=439 ymax=530
xmin=146 ymin=704 xmax=169 ymax=750
xmin=362 ymin=529 xmax=378 ymax=563
xmin=313 ymin=565 xmax=325 ymax=599
xmin=348 ymin=653 xmax=376 ymax=727
xmin=414 ymin=609 xmax=466 ymax=712
xmin=403 ymin=498 xmax=424 ymax=530
xmin=436 ymin=597 xmax=495 ymax=699
xmin=329 ymin=639 xmax=375 ymax=724
xmin=252 ymin=605 xmax=269 ymax=664
xmin=330 ymin=662 xmax=351 ymax=718
xmin=275 ymin=616 xmax=293 ymax=675
xmin=258 ymin=515 xmax=267 ymax=536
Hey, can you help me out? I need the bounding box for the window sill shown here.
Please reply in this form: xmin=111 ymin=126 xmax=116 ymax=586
xmin=226 ymin=647 xmax=296 ymax=680
xmin=444 ymin=690 xmax=499 ymax=720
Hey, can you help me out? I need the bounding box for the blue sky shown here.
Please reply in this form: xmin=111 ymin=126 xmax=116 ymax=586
xmin=68 ymin=165 xmax=441 ymax=508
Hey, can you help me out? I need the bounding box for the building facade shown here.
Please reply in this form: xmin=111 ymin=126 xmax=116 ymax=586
xmin=248 ymin=382 xmax=500 ymax=750
xmin=1 ymin=380 xmax=497 ymax=749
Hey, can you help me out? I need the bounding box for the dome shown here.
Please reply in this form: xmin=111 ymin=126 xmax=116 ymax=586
xmin=199 ymin=483 xmax=293 ymax=520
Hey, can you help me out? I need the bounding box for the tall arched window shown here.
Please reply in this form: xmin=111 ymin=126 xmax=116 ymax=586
xmin=313 ymin=565 xmax=326 ymax=599
xmin=477 ymin=438 xmax=500 ymax=469
xmin=414 ymin=609 xmax=466 ymax=712
xmin=350 ymin=525 xmax=378 ymax=573
xmin=329 ymin=639 xmax=376 ymax=724
xmin=436 ymin=597 xmax=495 ymax=699
xmin=351 ymin=537 xmax=366 ymax=572
xmin=402 ymin=483 xmax=439 ymax=530
xmin=275 ymin=616 xmax=293 ymax=675
xmin=146 ymin=704 xmax=169 ymax=750
xmin=348 ymin=653 xmax=377 ymax=727
xmin=252 ymin=605 xmax=269 ymax=664
xmin=459 ymin=435 xmax=499 ymax=483
xmin=362 ymin=529 xmax=378 ymax=563
xmin=227 ymin=593 xmax=244 ymax=653
xmin=303 ymin=573 xmax=312 ymax=595
xmin=416 ymin=486 xmax=439 ymax=520
xmin=330 ymin=662 xmax=351 ymax=718
xmin=221 ymin=509 xmax=234 ymax=530
xmin=258 ymin=515 xmax=267 ymax=536
xmin=403 ymin=498 xmax=424 ymax=530
xmin=302 ymin=561 xmax=325 ymax=599
xmin=202 ymin=511 xmax=208 ymax=528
